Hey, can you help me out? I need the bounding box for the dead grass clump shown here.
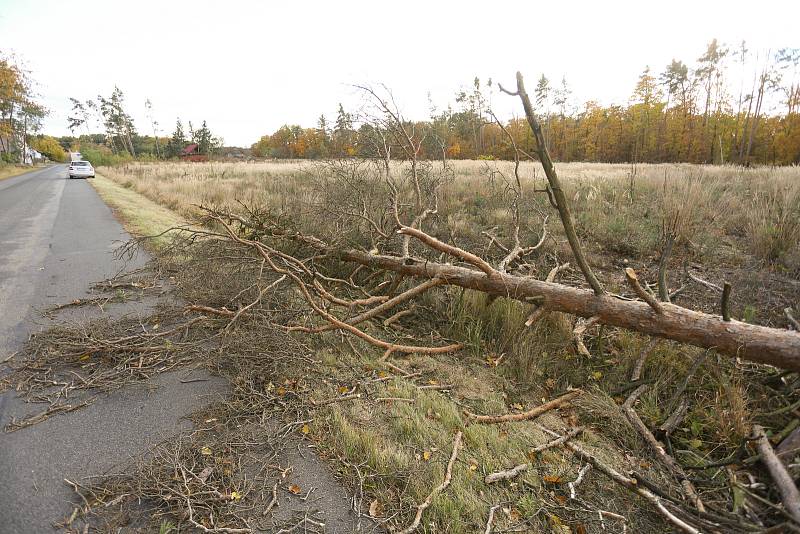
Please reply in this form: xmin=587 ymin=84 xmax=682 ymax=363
xmin=572 ymin=388 xmax=639 ymax=452
xmin=442 ymin=288 xmax=574 ymax=385
xmin=746 ymin=178 xmax=800 ymax=271
xmin=712 ymin=376 xmax=752 ymax=446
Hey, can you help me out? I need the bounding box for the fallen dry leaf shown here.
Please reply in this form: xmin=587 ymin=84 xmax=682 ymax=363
xmin=369 ymin=498 xmax=383 ymax=517
xmin=288 ymin=484 xmax=302 ymax=495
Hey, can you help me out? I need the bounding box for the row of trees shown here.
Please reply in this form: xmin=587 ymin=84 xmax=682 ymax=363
xmin=251 ymin=104 xmax=355 ymax=159
xmin=68 ymin=88 xmax=222 ymax=161
xmin=253 ymin=42 xmax=800 ymax=165
xmin=0 ymin=54 xmax=47 ymax=164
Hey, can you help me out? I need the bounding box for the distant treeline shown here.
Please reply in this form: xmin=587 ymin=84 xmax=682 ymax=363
xmin=253 ymin=41 xmax=800 ymax=166
xmin=65 ymin=88 xmax=225 ymax=165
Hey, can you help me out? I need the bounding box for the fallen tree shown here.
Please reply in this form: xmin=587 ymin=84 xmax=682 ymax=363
xmin=202 ymin=213 xmax=800 ymax=371
xmin=176 ymin=77 xmax=800 ymax=371
xmin=338 ymin=248 xmax=800 ymax=369
xmin=25 ymin=76 xmax=796 ymax=533
xmin=161 ymin=77 xmax=800 ymax=530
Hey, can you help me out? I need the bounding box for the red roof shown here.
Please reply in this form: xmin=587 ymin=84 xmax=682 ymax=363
xmin=182 ymin=143 xmax=199 ymax=155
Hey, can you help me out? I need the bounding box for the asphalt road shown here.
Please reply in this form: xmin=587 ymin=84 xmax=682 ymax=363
xmin=0 ymin=165 xmax=228 ymax=532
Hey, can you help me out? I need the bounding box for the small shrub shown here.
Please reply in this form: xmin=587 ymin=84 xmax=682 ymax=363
xmin=80 ymin=143 xmax=134 ymax=167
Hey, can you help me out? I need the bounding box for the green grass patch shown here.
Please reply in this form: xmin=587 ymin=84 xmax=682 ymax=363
xmin=90 ymin=174 xmax=188 ymax=248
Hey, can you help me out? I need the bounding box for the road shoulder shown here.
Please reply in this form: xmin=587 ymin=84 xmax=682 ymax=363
xmin=90 ymin=173 xmax=187 ymax=243
xmin=77 ymin=171 xmax=379 ymax=532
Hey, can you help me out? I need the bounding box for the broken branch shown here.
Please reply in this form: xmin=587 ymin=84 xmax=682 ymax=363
xmin=484 ymin=464 xmax=528 ymax=484
xmin=465 ymin=390 xmax=581 ymax=424
xmin=625 ymin=268 xmax=663 ymax=314
xmin=754 ymin=424 xmax=800 ymax=523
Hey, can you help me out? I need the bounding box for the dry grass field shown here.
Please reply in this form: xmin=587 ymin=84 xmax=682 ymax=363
xmin=62 ymin=159 xmax=800 ymax=531
xmin=101 ymin=159 xmax=800 ymax=283
xmin=0 ymin=163 xmax=39 ymax=181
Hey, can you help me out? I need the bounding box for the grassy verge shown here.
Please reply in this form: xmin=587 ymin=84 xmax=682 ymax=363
xmin=89 ymin=174 xmax=188 ymax=248
xmin=0 ymin=163 xmax=41 ymax=181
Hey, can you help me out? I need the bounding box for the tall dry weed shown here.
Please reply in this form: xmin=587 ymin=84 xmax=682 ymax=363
xmin=746 ymin=178 xmax=800 ymax=270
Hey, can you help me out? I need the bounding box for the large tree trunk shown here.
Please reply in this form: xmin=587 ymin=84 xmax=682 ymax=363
xmin=337 ymin=249 xmax=800 ymax=370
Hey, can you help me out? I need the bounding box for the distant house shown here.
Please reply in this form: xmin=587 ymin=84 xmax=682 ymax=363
xmin=23 ymin=148 xmax=42 ymax=165
xmin=180 ymin=143 xmax=208 ymax=162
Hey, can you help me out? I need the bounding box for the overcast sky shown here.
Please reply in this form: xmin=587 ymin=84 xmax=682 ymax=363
xmin=1 ymin=0 xmax=797 ymax=147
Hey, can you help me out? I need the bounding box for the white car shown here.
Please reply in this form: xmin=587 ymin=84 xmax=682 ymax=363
xmin=68 ymin=161 xmax=94 ymax=179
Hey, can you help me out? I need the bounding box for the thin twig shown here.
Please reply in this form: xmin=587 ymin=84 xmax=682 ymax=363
xmin=754 ymin=424 xmax=800 ymax=523
xmin=484 ymin=504 xmax=500 ymax=534
xmin=465 ymin=390 xmax=581 ymax=424
xmin=396 ymin=431 xmax=463 ymax=534
xmin=622 ymin=385 xmax=705 ymax=513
